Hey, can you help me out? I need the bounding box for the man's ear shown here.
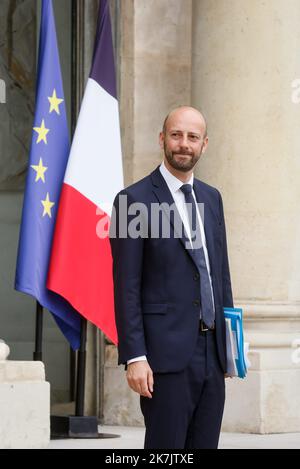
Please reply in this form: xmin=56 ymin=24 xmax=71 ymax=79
xmin=202 ymin=136 xmax=209 ymax=155
xmin=159 ymin=131 xmax=165 ymax=150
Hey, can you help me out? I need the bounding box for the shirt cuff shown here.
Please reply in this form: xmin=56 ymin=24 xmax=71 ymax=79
xmin=127 ymin=355 xmax=147 ymax=365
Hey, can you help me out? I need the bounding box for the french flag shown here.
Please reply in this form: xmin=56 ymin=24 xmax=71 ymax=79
xmin=47 ymin=0 xmax=123 ymax=344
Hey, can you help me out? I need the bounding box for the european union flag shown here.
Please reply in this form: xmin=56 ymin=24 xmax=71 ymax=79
xmin=15 ymin=0 xmax=81 ymax=349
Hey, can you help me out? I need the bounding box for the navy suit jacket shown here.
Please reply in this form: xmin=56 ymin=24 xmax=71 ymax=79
xmin=110 ymin=166 xmax=233 ymax=373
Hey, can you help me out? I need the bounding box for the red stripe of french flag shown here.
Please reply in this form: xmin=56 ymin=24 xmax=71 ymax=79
xmin=47 ymin=0 xmax=123 ymax=344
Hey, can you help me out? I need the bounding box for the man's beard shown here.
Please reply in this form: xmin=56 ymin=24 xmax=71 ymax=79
xmin=164 ymin=143 xmax=203 ymax=172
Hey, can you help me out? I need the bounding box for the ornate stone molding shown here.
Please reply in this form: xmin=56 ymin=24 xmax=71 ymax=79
xmin=238 ymin=301 xmax=300 ymax=320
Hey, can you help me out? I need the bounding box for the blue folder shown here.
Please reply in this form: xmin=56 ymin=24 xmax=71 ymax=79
xmin=224 ymin=307 xmax=248 ymax=378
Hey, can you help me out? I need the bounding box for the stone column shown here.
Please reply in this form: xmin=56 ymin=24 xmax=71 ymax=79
xmin=120 ymin=0 xmax=193 ymax=185
xmin=192 ymin=0 xmax=300 ymax=432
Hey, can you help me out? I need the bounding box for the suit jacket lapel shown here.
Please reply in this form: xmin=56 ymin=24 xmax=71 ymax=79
xmin=150 ymin=167 xmax=197 ymax=268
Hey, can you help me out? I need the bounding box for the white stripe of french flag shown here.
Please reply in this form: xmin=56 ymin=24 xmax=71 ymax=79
xmin=47 ymin=0 xmax=123 ymax=344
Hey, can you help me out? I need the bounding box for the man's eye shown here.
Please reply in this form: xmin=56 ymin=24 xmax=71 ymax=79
xmin=189 ymin=134 xmax=200 ymax=141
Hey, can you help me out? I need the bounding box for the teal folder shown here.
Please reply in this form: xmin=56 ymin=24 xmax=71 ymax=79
xmin=224 ymin=307 xmax=248 ymax=378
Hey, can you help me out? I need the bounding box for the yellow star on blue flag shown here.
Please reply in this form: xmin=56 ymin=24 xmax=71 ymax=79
xmin=41 ymin=192 xmax=55 ymax=218
xmin=48 ymin=89 xmax=64 ymax=114
xmin=31 ymin=158 xmax=48 ymax=183
xmin=33 ymin=119 xmax=50 ymax=144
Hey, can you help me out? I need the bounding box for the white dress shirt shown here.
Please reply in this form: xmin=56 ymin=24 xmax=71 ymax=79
xmin=127 ymin=162 xmax=215 ymax=365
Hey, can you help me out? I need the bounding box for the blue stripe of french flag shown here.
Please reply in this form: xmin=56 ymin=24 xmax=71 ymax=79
xmin=47 ymin=0 xmax=123 ymax=344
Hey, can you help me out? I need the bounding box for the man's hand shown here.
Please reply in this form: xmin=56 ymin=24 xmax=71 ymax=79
xmin=126 ymin=361 xmax=154 ymax=398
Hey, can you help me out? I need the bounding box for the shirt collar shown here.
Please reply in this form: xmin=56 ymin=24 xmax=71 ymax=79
xmin=160 ymin=161 xmax=194 ymax=194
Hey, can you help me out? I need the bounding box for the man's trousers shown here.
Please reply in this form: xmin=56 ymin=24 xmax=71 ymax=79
xmin=140 ymin=329 xmax=225 ymax=449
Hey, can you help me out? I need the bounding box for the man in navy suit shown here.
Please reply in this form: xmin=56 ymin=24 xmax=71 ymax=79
xmin=110 ymin=106 xmax=233 ymax=449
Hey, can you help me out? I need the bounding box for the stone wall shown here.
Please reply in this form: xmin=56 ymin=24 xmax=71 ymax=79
xmin=192 ymin=0 xmax=300 ymax=433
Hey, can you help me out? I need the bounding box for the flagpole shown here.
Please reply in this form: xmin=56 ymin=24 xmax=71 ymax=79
xmin=68 ymin=0 xmax=84 ymax=405
xmin=75 ymin=317 xmax=87 ymax=416
xmin=71 ymin=0 xmax=94 ymax=420
xmin=71 ymin=0 xmax=87 ymax=418
xmin=33 ymin=301 xmax=43 ymax=361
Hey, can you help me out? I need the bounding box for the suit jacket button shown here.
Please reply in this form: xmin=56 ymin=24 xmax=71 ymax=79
xmin=194 ymin=273 xmax=200 ymax=281
xmin=193 ymin=300 xmax=200 ymax=307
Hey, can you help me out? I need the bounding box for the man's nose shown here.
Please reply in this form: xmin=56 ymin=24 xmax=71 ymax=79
xmin=179 ymin=134 xmax=189 ymax=148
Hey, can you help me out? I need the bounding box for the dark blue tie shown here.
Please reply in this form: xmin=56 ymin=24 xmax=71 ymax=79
xmin=180 ymin=184 xmax=215 ymax=328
